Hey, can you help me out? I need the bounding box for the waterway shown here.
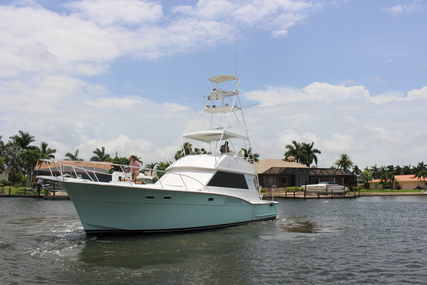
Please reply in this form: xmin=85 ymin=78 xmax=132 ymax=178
xmin=1 ymin=196 xmax=426 ymax=284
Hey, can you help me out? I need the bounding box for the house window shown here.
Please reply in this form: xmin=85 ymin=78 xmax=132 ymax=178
xmin=281 ymin=176 xmax=287 ymax=185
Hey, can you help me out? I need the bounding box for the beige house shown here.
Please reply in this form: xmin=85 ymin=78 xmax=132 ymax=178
xmin=253 ymin=159 xmax=309 ymax=192
xmin=0 ymin=169 xmax=11 ymax=181
xmin=368 ymin=175 xmax=425 ymax=190
xmin=253 ymin=159 xmax=357 ymax=192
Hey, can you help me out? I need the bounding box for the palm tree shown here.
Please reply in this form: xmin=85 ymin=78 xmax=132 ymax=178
xmin=9 ymin=130 xmax=35 ymax=149
xmin=284 ymin=141 xmax=303 ymax=163
xmin=174 ymin=142 xmax=194 ymax=161
xmin=360 ymin=170 xmax=373 ymax=189
xmin=414 ymin=170 xmax=427 ymax=189
xmin=379 ymin=172 xmax=395 ymax=190
xmin=39 ymin=142 xmax=56 ymax=159
xmin=145 ymin=162 xmax=157 ymax=176
xmin=65 ymin=149 xmax=84 ymax=161
xmin=90 ymin=147 xmax=111 ymax=161
xmin=335 ymin=154 xmax=353 ymax=172
xmin=300 ymin=142 xmax=321 ymax=167
xmin=352 ymin=165 xmax=362 ymax=176
xmin=19 ymin=148 xmax=44 ymax=186
xmin=370 ymin=164 xmax=380 ymax=179
xmin=241 ymin=148 xmax=260 ymax=163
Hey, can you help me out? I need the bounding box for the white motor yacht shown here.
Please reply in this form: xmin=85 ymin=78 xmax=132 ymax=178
xmin=38 ymin=75 xmax=277 ymax=234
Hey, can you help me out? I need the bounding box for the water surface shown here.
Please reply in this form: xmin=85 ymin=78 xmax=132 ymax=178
xmin=1 ymin=196 xmax=426 ymax=284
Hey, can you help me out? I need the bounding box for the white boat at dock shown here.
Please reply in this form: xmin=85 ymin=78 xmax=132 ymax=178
xmin=301 ymin=181 xmax=348 ymax=195
xmin=38 ymin=75 xmax=277 ymax=234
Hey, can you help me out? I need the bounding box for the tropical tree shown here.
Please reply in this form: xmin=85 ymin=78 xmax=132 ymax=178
xmin=414 ymin=170 xmax=427 ymax=189
xmin=379 ymin=172 xmax=395 ymax=190
xmin=335 ymin=154 xmax=354 ymax=172
xmin=2 ymin=144 xmax=24 ymax=183
xmin=9 ymin=130 xmax=35 ymax=149
xmin=241 ymin=148 xmax=260 ymax=163
xmin=90 ymin=147 xmax=112 ymax=161
xmin=39 ymin=142 xmax=56 ymax=159
xmin=284 ymin=140 xmax=303 ymax=163
xmin=352 ymin=165 xmax=362 ymax=176
xmin=65 ymin=149 xmax=84 ymax=161
xmin=370 ymin=164 xmax=380 ymax=179
xmin=19 ymin=148 xmax=44 ymax=186
xmin=360 ymin=169 xmax=373 ymax=189
xmin=300 ymin=142 xmax=321 ymax=167
xmin=154 ymin=161 xmax=171 ymax=179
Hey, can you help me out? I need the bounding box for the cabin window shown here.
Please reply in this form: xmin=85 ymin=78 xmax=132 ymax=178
xmin=207 ymin=171 xmax=249 ymax=189
xmin=145 ymin=196 xmax=155 ymax=200
xmin=208 ymin=197 xmax=214 ymax=202
xmin=163 ymin=196 xmax=172 ymax=200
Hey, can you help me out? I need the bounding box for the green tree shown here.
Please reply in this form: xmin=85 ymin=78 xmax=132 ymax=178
xmin=2 ymin=144 xmax=24 ymax=182
xmin=300 ymin=142 xmax=321 ymax=167
xmin=9 ymin=130 xmax=35 ymax=149
xmin=145 ymin=162 xmax=157 ymax=176
xmin=241 ymin=148 xmax=260 ymax=163
xmin=414 ymin=170 xmax=427 ymax=189
xmin=19 ymin=148 xmax=44 ymax=186
xmin=284 ymin=140 xmax=303 ymax=163
xmin=39 ymin=141 xmax=56 ymax=159
xmin=352 ymin=165 xmax=362 ymax=176
xmin=335 ymin=154 xmax=354 ymax=172
xmin=90 ymin=147 xmax=111 ymax=161
xmin=174 ymin=142 xmax=194 ymax=160
xmin=154 ymin=161 xmax=171 ymax=179
xmin=65 ymin=149 xmax=84 ymax=161
xmin=370 ymin=164 xmax=380 ymax=179
xmin=360 ymin=169 xmax=373 ymax=189
xmin=379 ymin=172 xmax=395 ymax=190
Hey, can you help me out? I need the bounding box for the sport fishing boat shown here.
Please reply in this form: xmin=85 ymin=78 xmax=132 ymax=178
xmin=38 ymin=75 xmax=277 ymax=234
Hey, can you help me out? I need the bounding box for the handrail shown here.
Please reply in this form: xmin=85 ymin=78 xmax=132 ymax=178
xmin=38 ymin=159 xmax=210 ymax=192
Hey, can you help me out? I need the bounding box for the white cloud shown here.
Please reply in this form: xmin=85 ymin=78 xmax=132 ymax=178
xmin=382 ymin=3 xmax=424 ymax=15
xmin=67 ymin=0 xmax=163 ymax=26
xmin=243 ymin=82 xmax=427 ymax=168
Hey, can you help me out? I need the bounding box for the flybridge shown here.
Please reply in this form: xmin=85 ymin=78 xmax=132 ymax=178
xmin=175 ymin=74 xmax=251 ymax=157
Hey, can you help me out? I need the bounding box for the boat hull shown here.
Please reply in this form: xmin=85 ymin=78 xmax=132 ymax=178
xmin=60 ymin=181 xmax=277 ymax=234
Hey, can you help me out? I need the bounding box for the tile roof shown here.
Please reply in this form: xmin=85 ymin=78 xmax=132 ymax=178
xmin=370 ymin=174 xmax=422 ymax=183
xmin=253 ymin=159 xmax=308 ymax=174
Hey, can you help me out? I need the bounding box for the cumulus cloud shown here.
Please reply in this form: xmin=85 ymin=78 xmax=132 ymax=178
xmin=243 ymin=83 xmax=427 ymax=167
xmin=382 ymin=2 xmax=424 ymax=15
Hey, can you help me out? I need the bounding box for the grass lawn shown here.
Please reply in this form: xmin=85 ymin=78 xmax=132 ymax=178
xmin=0 ymin=186 xmax=47 ymax=195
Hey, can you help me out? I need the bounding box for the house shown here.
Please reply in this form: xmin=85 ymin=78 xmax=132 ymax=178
xmin=0 ymin=169 xmax=11 ymax=181
xmin=253 ymin=159 xmax=309 ymax=191
xmin=253 ymin=159 xmax=357 ymax=191
xmin=35 ymin=161 xmax=113 ymax=182
xmin=368 ymin=175 xmax=425 ymax=190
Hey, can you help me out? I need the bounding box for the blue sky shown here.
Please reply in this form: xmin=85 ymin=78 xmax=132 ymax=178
xmin=1 ymin=0 xmax=426 ymax=169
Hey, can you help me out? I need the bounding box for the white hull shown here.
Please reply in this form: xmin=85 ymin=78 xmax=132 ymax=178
xmin=302 ymin=183 xmax=347 ymax=195
xmin=59 ymin=180 xmax=277 ymax=234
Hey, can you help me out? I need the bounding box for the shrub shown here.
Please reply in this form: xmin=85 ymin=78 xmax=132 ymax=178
xmin=286 ymin=186 xmax=302 ymax=192
xmin=0 ymin=179 xmax=12 ymax=186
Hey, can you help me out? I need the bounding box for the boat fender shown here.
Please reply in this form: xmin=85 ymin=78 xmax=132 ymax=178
xmin=269 ymin=202 xmax=275 ymax=206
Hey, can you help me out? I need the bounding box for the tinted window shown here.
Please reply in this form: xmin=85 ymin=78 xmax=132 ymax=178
xmin=207 ymin=171 xmax=249 ymax=189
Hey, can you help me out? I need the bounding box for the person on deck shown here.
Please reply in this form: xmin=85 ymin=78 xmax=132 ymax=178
xmin=220 ymin=141 xmax=230 ymax=154
xmin=126 ymin=155 xmax=141 ymax=182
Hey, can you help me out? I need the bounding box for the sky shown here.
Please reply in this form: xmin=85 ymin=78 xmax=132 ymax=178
xmin=1 ymin=0 xmax=426 ymax=169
